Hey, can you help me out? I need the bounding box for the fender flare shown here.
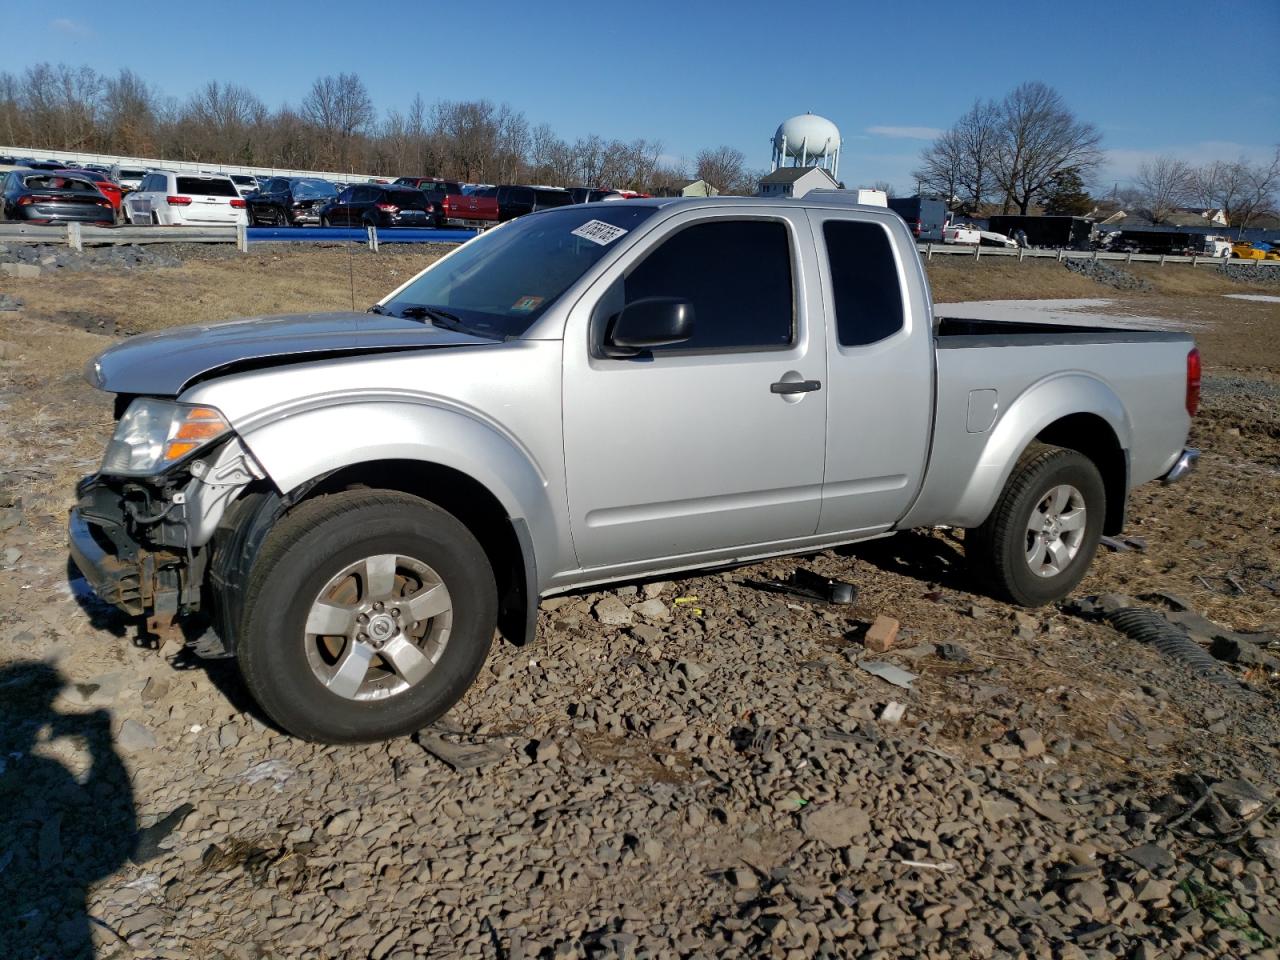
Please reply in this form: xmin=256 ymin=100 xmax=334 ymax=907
xmin=235 ymin=397 xmax=560 ymax=556
xmin=940 ymin=372 xmax=1132 ymax=529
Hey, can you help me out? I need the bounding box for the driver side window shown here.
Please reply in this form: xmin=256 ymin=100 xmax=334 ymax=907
xmin=623 ymin=219 xmax=795 ymax=353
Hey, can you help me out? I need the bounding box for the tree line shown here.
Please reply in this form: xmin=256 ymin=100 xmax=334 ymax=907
xmin=915 ymin=81 xmax=1279 ymax=229
xmin=1125 ymin=152 xmax=1280 ymax=230
xmin=0 ymin=63 xmax=762 ymax=193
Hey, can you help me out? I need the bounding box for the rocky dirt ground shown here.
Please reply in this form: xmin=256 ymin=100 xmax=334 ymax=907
xmin=0 ymin=244 xmax=1278 ymax=960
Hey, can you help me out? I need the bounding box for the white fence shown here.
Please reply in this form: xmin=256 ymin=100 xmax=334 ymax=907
xmin=0 ymin=144 xmax=380 ymax=183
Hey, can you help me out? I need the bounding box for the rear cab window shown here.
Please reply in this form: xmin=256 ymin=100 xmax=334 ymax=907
xmin=622 ymin=219 xmax=795 ymax=353
xmin=388 ymin=189 xmax=428 ymax=209
xmin=821 ymin=219 xmax=905 ymax=347
xmin=176 ymin=177 xmax=239 ymax=197
xmin=24 ymin=174 xmax=100 ymax=194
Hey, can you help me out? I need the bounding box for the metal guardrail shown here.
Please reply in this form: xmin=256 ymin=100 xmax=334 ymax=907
xmin=0 ymin=222 xmax=477 ymax=250
xmin=918 ymin=242 xmax=1280 ymax=269
xmin=1 ymin=221 xmax=1277 ymax=269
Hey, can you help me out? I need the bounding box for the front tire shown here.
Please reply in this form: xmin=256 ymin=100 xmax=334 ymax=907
xmin=237 ymin=491 xmax=497 ymax=743
xmin=966 ymin=442 xmax=1105 ymax=607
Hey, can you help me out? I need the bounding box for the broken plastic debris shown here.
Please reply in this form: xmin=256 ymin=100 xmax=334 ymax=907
xmin=415 ymin=727 xmax=513 ymax=772
xmin=857 ymin=660 xmax=916 ymax=690
xmin=879 ymin=701 xmax=907 ymax=723
xmin=240 ymin=758 xmax=296 ymax=791
xmin=900 ymin=859 xmax=959 ymax=872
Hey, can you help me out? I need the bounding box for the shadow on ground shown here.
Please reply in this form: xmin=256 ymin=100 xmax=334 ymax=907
xmin=0 ymin=662 xmax=137 ymax=960
xmin=843 ymin=529 xmax=973 ymax=592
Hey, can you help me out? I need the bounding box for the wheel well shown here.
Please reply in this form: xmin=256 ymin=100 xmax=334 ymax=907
xmin=300 ymin=460 xmax=529 ymax=644
xmin=1036 ymin=414 xmax=1127 ymax=534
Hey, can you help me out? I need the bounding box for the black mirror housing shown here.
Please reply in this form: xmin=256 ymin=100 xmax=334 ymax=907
xmin=606 ymin=297 xmax=694 ymax=356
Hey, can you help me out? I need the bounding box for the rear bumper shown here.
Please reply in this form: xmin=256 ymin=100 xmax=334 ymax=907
xmin=1160 ymin=447 xmax=1199 ymax=484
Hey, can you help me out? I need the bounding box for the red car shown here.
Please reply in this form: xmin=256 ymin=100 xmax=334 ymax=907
xmin=57 ymin=168 xmax=123 ymax=213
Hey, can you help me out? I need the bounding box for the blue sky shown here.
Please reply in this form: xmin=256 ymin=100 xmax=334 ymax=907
xmin=17 ymin=0 xmax=1280 ymax=191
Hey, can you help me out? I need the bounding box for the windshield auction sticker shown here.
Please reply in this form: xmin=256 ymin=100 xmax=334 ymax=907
xmin=571 ymin=220 xmax=629 ymax=245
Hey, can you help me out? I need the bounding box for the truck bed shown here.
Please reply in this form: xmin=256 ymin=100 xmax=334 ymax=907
xmin=936 ymin=316 xmax=1190 ymax=346
xmin=898 ymin=315 xmax=1195 ymax=531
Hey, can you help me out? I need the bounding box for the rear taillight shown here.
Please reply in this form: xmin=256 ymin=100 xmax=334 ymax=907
xmin=1186 ymin=348 xmax=1201 ymax=417
xmin=376 ymin=203 xmax=399 ymax=213
xmin=230 ymin=198 xmax=246 ymax=208
xmin=167 ymin=195 xmax=192 ymax=206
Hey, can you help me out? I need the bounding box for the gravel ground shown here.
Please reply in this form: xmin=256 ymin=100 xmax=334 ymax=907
xmin=1062 ymin=259 xmax=1152 ymax=291
xmin=0 ymin=247 xmax=1277 ymax=960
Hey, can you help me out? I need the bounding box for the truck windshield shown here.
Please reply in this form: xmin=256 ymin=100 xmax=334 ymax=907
xmin=383 ymin=205 xmax=658 ymax=338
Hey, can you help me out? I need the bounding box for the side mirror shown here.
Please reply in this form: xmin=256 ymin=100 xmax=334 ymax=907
xmin=605 ymin=297 xmax=694 ymax=357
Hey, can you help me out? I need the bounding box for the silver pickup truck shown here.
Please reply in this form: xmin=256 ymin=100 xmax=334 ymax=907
xmin=70 ymin=195 xmax=1200 ymax=742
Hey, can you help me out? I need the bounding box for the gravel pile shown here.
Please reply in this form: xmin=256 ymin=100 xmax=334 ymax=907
xmin=0 ymin=242 xmax=181 ymax=272
xmin=1062 ymin=258 xmax=1152 ymax=291
xmin=1220 ymin=262 xmax=1280 ymax=286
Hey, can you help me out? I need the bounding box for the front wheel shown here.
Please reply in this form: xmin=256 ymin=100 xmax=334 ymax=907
xmin=237 ymin=491 xmax=498 ymax=743
xmin=966 ymin=442 xmax=1105 ymax=606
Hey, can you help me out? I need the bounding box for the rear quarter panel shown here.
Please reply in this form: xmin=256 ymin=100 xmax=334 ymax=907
xmin=902 ymin=334 xmax=1193 ymax=530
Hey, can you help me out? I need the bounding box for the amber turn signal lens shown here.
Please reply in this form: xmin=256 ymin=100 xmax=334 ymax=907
xmin=162 ymin=406 xmax=230 ymax=462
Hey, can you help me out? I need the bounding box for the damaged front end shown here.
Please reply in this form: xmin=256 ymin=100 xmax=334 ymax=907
xmin=69 ymin=399 xmax=265 ymax=632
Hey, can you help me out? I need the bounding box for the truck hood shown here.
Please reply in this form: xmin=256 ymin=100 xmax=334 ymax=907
xmin=87 ymin=311 xmax=495 ymax=396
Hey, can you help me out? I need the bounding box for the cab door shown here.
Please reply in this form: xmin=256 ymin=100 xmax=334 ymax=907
xmin=806 ymin=211 xmax=934 ymax=534
xmin=563 ymin=209 xmax=828 ymax=570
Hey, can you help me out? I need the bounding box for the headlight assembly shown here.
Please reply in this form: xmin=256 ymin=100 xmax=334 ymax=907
xmin=101 ymin=399 xmax=231 ymax=476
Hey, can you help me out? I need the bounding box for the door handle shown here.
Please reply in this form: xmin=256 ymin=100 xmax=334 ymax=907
xmin=770 ymin=379 xmax=822 ymax=394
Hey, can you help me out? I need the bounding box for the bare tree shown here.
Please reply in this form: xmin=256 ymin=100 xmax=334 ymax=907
xmin=913 ymin=128 xmax=964 ymax=205
xmin=302 ymin=73 xmax=374 ymax=168
xmin=100 ymin=69 xmax=157 ymax=154
xmin=992 ymin=82 xmax=1102 ymax=214
xmin=696 ymin=146 xmax=746 ymax=195
xmin=954 ymin=99 xmax=1001 ymax=210
xmin=1134 ymin=155 xmax=1195 ymax=224
xmin=180 ymin=81 xmax=267 ymax=162
xmin=1192 ymin=149 xmax=1280 ymax=230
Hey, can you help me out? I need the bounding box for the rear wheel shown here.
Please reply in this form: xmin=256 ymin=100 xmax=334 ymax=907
xmin=237 ymin=491 xmax=497 ymax=743
xmin=966 ymin=443 xmax=1105 ymax=606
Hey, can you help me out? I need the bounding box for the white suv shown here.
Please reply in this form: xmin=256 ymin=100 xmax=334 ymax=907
xmin=123 ymin=172 xmax=248 ymax=226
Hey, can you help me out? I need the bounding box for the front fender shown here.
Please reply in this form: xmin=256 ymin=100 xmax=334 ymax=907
xmin=905 ymin=372 xmax=1131 ymax=530
xmin=231 ymin=397 xmax=566 ymax=583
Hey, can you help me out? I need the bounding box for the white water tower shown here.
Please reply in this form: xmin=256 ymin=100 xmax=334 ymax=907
xmin=770 ymin=113 xmax=841 ymax=179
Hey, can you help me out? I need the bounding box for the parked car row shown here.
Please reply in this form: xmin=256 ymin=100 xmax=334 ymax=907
xmin=0 ymin=156 xmax=652 ymax=230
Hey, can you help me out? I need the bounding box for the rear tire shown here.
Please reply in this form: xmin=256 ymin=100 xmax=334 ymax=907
xmin=237 ymin=491 xmax=498 ymax=743
xmin=966 ymin=442 xmax=1105 ymax=607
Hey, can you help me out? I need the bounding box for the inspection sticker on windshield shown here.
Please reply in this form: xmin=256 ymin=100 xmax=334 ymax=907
xmin=512 ymin=295 xmax=544 ymax=311
xmin=571 ymin=219 xmax=628 ymax=245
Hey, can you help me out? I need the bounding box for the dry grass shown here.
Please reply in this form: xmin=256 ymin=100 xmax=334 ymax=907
xmin=8 ymin=245 xmax=446 ymax=337
xmin=925 ymin=256 xmax=1279 ymax=303
xmin=926 ymin=259 xmax=1105 ymax=302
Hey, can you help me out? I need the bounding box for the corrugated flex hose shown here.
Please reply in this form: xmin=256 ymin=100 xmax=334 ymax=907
xmin=1106 ymin=607 xmax=1239 ymax=688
